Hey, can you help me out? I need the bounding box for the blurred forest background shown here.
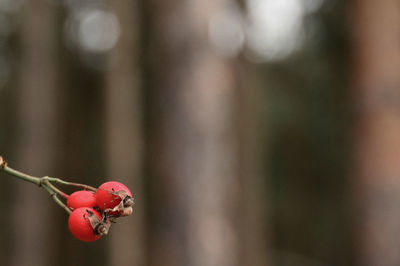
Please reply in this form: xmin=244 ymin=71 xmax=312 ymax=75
xmin=0 ymin=0 xmax=399 ymax=266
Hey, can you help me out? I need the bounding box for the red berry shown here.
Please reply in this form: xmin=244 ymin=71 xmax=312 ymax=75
xmin=96 ymin=181 xmax=132 ymax=212
xmin=68 ymin=207 xmax=102 ymax=242
xmin=67 ymin=191 xmax=97 ymax=210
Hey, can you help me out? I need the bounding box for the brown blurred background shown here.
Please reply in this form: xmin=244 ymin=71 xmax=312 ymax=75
xmin=0 ymin=0 xmax=398 ymax=265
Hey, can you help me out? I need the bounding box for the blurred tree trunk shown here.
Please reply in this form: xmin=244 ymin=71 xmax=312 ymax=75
xmin=237 ymin=63 xmax=269 ymax=266
xmin=351 ymin=0 xmax=400 ymax=265
xmin=11 ymin=0 xmax=59 ymax=266
xmin=105 ymin=1 xmax=145 ymax=266
xmin=145 ymin=1 xmax=249 ymax=266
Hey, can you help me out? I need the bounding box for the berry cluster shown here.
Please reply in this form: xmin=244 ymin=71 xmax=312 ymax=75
xmin=67 ymin=181 xmax=134 ymax=242
xmin=0 ymin=155 xmax=134 ymax=243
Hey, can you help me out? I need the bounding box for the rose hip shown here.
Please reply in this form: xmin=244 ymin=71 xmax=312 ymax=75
xmin=96 ymin=181 xmax=133 ymax=215
xmin=67 ymin=190 xmax=97 ymax=210
xmin=68 ymin=207 xmax=103 ymax=242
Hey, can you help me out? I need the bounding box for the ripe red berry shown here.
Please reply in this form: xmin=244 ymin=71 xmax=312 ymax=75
xmin=67 ymin=191 xmax=97 ymax=210
xmin=68 ymin=207 xmax=102 ymax=242
xmin=96 ymin=181 xmax=133 ymax=213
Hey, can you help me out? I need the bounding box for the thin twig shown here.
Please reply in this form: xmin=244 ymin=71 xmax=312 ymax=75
xmin=43 ymin=179 xmax=69 ymax=199
xmin=0 ymin=156 xmax=85 ymax=215
xmin=48 ymin=177 xmax=97 ymax=192
xmin=41 ymin=183 xmax=72 ymax=214
xmin=0 ymin=157 xmax=41 ymax=186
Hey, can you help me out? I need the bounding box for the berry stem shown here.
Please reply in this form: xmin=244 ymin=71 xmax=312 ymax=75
xmin=0 ymin=156 xmax=75 ymax=214
xmin=0 ymin=156 xmax=41 ymax=185
xmin=47 ymin=177 xmax=97 ymax=192
xmin=41 ymin=180 xmax=72 ymax=214
xmin=43 ymin=178 xmax=69 ymax=199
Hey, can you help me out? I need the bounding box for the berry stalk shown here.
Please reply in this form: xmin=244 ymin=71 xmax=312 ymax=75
xmin=0 ymin=156 xmax=40 ymax=186
xmin=41 ymin=180 xmax=72 ymax=214
xmin=0 ymin=156 xmax=72 ymax=214
xmin=47 ymin=177 xmax=97 ymax=192
xmin=44 ymin=179 xmax=70 ymax=199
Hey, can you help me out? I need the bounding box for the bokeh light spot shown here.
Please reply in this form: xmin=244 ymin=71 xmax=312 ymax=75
xmin=209 ymin=7 xmax=245 ymax=58
xmin=77 ymin=9 xmax=120 ymax=53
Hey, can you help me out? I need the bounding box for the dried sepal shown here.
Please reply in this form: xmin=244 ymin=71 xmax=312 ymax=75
xmin=94 ymin=219 xmax=112 ymax=235
xmin=102 ymin=189 xmax=134 ymax=217
xmin=121 ymin=206 xmax=133 ymax=216
xmin=85 ymin=209 xmax=111 ymax=235
xmin=123 ymin=195 xmax=134 ymax=207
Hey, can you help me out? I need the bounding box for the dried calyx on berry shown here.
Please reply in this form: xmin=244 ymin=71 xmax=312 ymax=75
xmin=96 ymin=181 xmax=134 ymax=217
xmin=108 ymin=190 xmax=134 ymax=217
xmin=86 ymin=209 xmax=112 ymax=236
xmin=123 ymin=193 xmax=134 ymax=207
